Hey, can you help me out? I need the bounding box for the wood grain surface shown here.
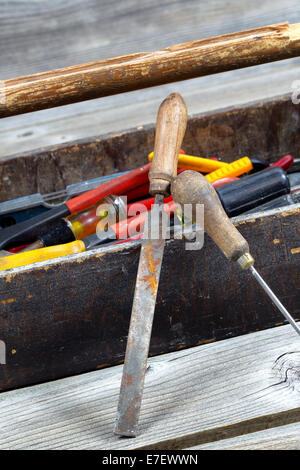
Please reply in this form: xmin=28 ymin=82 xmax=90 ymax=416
xmin=1 ymin=94 xmax=299 ymax=203
xmin=0 ymin=322 xmax=300 ymax=449
xmin=0 ymin=95 xmax=299 ymax=393
xmin=189 ymin=422 xmax=300 ymax=449
xmin=1 ymin=22 xmax=300 ymax=118
xmin=1 ymin=0 xmax=300 ymax=158
xmin=1 ymin=202 xmax=300 ymax=392
xmin=149 ymin=93 xmax=187 ymax=195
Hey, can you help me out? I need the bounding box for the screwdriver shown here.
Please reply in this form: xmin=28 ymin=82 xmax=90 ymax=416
xmin=10 ymin=165 xmax=291 ymax=257
xmin=149 ymin=152 xmax=294 ymax=174
xmin=148 ymin=152 xmax=273 ymax=173
xmin=0 ymin=200 xmax=177 ymax=271
xmin=115 ymin=93 xmax=188 ymax=437
xmin=0 ymin=163 xmax=152 ymax=250
xmin=171 ymin=170 xmax=300 ymax=337
xmin=20 ymin=195 xmax=172 ymax=252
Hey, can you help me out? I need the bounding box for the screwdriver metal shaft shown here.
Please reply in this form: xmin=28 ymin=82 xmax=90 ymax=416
xmin=171 ymin=170 xmax=300 ymax=341
xmin=249 ymin=265 xmax=300 ymax=337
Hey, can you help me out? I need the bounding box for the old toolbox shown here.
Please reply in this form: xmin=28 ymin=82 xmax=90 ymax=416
xmin=0 ymin=93 xmax=299 ymax=392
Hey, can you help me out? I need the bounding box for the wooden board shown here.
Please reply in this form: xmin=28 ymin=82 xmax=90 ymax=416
xmin=1 ymin=0 xmax=300 ymax=158
xmin=0 ymin=203 xmax=299 ymax=392
xmin=1 ymin=94 xmax=300 ymax=202
xmin=0 ymin=322 xmax=300 ymax=450
xmin=0 ymin=94 xmax=300 ymax=392
xmin=189 ymin=422 xmax=300 ymax=449
xmin=3 ymin=0 xmax=300 ymax=79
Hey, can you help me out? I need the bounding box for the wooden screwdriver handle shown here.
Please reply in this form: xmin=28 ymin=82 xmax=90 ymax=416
xmin=149 ymin=93 xmax=187 ymax=196
xmin=171 ymin=170 xmax=249 ymax=261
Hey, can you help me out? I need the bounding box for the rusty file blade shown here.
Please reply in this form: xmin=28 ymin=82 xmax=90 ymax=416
xmin=114 ymin=195 xmax=165 ymax=437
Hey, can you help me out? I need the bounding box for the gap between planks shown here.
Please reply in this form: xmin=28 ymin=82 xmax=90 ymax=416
xmin=0 ymin=323 xmax=300 ymax=449
xmin=188 ymin=422 xmax=300 ymax=450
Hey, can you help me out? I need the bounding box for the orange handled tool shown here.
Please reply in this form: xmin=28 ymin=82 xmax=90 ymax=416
xmin=0 ymin=163 xmax=151 ymax=250
xmin=0 ymin=199 xmax=177 ymax=271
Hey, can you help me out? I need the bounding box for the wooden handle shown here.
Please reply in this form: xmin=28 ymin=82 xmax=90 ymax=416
xmin=149 ymin=93 xmax=187 ymax=196
xmin=1 ymin=22 xmax=300 ymax=118
xmin=171 ymin=170 xmax=249 ymax=261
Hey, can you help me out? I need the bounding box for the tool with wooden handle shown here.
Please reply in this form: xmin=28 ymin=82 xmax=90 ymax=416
xmin=114 ymin=93 xmax=187 ymax=437
xmin=171 ymin=170 xmax=300 ymax=337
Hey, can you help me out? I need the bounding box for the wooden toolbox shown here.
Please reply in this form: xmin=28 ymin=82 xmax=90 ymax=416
xmin=0 ymin=93 xmax=299 ymax=392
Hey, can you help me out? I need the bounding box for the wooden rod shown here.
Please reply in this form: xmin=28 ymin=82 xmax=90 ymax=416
xmin=1 ymin=22 xmax=300 ymax=118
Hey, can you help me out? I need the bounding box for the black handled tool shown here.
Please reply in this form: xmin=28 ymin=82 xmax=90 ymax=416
xmin=171 ymin=170 xmax=300 ymax=337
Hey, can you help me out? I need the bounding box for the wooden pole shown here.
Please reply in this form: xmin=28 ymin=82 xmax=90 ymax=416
xmin=1 ymin=22 xmax=300 ymax=118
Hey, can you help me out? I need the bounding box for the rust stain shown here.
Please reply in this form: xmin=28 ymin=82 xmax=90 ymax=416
xmin=5 ymin=273 xmax=16 ymax=283
xmin=291 ymin=247 xmax=300 ymax=255
xmin=96 ymin=363 xmax=111 ymax=369
xmin=122 ymin=372 xmax=133 ymax=387
xmin=1 ymin=298 xmax=16 ymax=305
xmin=236 ymin=218 xmax=257 ymax=225
xmin=273 ymin=238 xmax=280 ymax=244
xmin=281 ymin=208 xmax=300 ymax=217
xmin=145 ymin=245 xmax=158 ymax=273
xmin=142 ymin=274 xmax=157 ymax=294
xmin=75 ymin=257 xmax=86 ymax=263
xmin=197 ymin=338 xmax=215 ymax=345
xmin=142 ymin=244 xmax=161 ymax=295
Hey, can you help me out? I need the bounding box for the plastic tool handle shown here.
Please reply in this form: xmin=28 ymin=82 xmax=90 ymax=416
xmin=269 ymin=154 xmax=294 ymax=171
xmin=149 ymin=93 xmax=188 ymax=196
xmin=171 ymin=170 xmax=249 ymax=261
xmin=0 ymin=240 xmax=86 ymax=271
xmin=148 ymin=151 xmax=228 ymax=172
xmin=66 ymin=163 xmax=151 ymax=214
xmin=216 ymin=166 xmax=290 ymax=218
xmin=114 ymin=199 xmax=176 ymax=239
xmin=205 ymin=157 xmax=253 ymax=183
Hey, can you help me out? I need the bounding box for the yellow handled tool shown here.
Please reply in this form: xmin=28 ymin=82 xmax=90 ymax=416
xmin=149 ymin=152 xmax=253 ymax=179
xmin=205 ymin=157 xmax=253 ymax=183
xmin=0 ymin=241 xmax=85 ymax=271
xmin=148 ymin=151 xmax=228 ymax=172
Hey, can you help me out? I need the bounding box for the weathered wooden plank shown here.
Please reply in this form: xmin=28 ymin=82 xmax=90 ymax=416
xmin=0 ymin=323 xmax=300 ymax=450
xmin=189 ymin=422 xmax=300 ymax=449
xmin=0 ymin=94 xmax=299 ymax=392
xmin=2 ymin=0 xmax=300 ymax=79
xmin=1 ymin=94 xmax=300 ymax=202
xmin=1 ymin=59 xmax=299 ymax=160
xmin=0 ymin=203 xmax=299 ymax=392
xmin=1 ymin=0 xmax=300 ymax=158
xmin=2 ymin=22 xmax=300 ymax=118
